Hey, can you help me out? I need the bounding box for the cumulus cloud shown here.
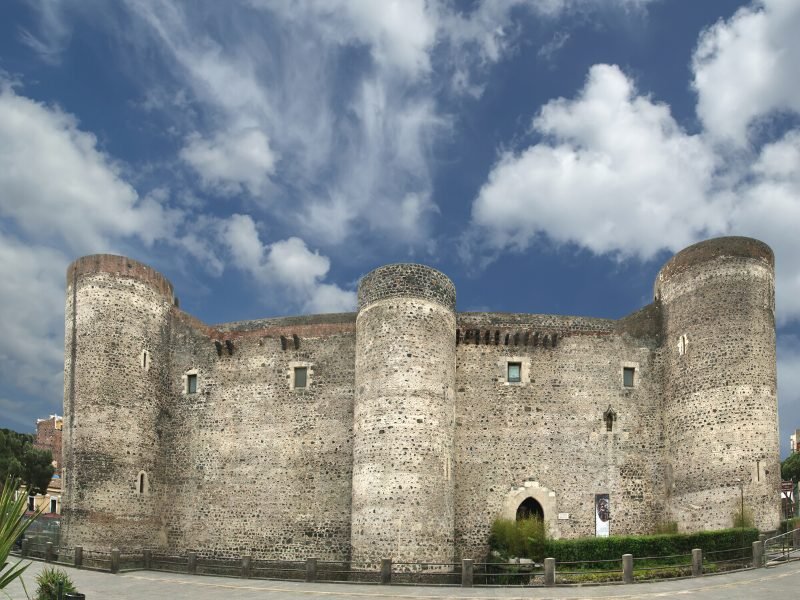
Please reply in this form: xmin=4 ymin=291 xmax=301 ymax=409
xmin=221 ymin=214 xmax=356 ymax=313
xmin=181 ymin=128 xmax=276 ymax=196
xmin=471 ymin=63 xmax=800 ymax=324
xmin=0 ymin=80 xmax=179 ymax=253
xmin=472 ymin=64 xmax=723 ymax=259
xmin=693 ymin=0 xmax=800 ymax=146
xmin=0 ymin=80 xmax=181 ymax=415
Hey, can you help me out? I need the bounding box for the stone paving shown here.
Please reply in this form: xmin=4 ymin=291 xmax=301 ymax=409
xmin=5 ymin=559 xmax=800 ymax=600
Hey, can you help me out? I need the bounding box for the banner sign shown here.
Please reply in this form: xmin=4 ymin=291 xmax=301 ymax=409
xmin=595 ymin=494 xmax=610 ymax=537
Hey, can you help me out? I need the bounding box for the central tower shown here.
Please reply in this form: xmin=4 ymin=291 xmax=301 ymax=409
xmin=351 ymin=264 xmax=457 ymax=567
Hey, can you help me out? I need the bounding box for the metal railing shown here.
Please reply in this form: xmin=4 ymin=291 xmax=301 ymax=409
xmin=764 ymin=528 xmax=800 ymax=564
xmin=8 ymin=540 xmax=792 ymax=587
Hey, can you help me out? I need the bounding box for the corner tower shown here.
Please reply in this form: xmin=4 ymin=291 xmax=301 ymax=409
xmin=62 ymin=255 xmax=175 ymax=550
xmin=351 ymin=264 xmax=457 ymax=566
xmin=656 ymin=237 xmax=780 ymax=532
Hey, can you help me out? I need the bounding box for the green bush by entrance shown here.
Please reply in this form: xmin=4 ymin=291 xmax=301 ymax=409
xmin=488 ymin=517 xmax=758 ymax=563
xmin=545 ymin=528 xmax=758 ymax=562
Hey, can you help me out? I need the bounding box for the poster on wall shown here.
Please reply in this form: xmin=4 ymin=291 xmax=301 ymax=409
xmin=595 ymin=494 xmax=610 ymax=537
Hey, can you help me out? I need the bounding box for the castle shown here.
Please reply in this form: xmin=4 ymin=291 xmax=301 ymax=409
xmin=61 ymin=236 xmax=780 ymax=565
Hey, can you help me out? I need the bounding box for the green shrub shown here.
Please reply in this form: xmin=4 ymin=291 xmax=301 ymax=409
xmin=34 ymin=566 xmax=77 ymax=600
xmin=489 ymin=517 xmax=547 ymax=561
xmin=543 ymin=528 xmax=758 ymax=564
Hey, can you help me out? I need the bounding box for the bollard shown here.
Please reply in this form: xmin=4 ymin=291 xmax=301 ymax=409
xmin=143 ymin=549 xmax=151 ymax=570
xmin=188 ymin=551 xmax=197 ymax=574
xmin=691 ymin=548 xmax=702 ymax=577
xmin=21 ymin=538 xmax=30 ymax=557
xmin=57 ymin=580 xmax=63 ymax=600
xmin=110 ymin=548 xmax=120 ymax=574
xmin=306 ymin=557 xmax=318 ymax=582
xmin=74 ymin=546 xmax=83 ymax=568
xmin=544 ymin=557 xmax=555 ymax=586
xmin=241 ymin=555 xmax=252 ymax=578
xmin=622 ymin=554 xmax=633 ymax=584
xmin=380 ymin=558 xmax=392 ymax=585
xmin=752 ymin=540 xmax=764 ymax=568
xmin=45 ymin=541 xmax=54 ymax=563
xmin=461 ymin=559 xmax=474 ymax=587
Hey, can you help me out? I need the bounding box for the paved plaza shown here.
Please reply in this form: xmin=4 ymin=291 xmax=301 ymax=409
xmin=5 ymin=560 xmax=800 ymax=600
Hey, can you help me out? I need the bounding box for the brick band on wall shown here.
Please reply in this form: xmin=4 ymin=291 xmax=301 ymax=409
xmin=358 ymin=264 xmax=456 ymax=311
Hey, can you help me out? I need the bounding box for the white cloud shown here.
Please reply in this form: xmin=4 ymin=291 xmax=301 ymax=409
xmin=17 ymin=0 xmax=71 ymax=64
xmin=181 ymin=128 xmax=276 ymax=196
xmin=728 ymin=131 xmax=800 ymax=323
xmin=471 ymin=63 xmax=800 ymax=324
xmin=472 ymin=64 xmax=722 ymax=259
xmin=0 ymin=235 xmax=67 ymax=401
xmin=0 ymin=80 xmax=179 ymax=253
xmin=251 ymin=0 xmax=438 ymax=79
xmin=693 ymin=0 xmax=800 ymax=146
xmin=222 ymin=214 xmax=356 ymax=313
xmin=0 ymin=80 xmax=181 ymax=416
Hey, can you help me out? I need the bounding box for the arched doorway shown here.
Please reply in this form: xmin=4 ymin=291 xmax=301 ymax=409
xmin=516 ymin=497 xmax=544 ymax=521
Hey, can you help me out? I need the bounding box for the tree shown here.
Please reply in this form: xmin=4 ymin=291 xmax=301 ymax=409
xmin=0 ymin=429 xmax=54 ymax=496
xmin=782 ymin=452 xmax=800 ymax=483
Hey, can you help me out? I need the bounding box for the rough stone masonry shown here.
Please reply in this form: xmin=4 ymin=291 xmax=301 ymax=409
xmin=60 ymin=236 xmax=780 ymax=565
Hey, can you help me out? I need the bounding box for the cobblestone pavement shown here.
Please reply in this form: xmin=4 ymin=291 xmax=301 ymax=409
xmin=5 ymin=560 xmax=800 ymax=600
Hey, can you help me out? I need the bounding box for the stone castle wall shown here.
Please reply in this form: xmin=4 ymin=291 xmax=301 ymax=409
xmin=61 ymin=237 xmax=781 ymax=562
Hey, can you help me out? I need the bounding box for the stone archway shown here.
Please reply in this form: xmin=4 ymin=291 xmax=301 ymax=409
xmin=516 ymin=497 xmax=544 ymax=521
xmin=501 ymin=481 xmax=560 ymax=539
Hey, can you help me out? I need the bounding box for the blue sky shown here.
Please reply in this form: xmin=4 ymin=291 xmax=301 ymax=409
xmin=0 ymin=0 xmax=798 ymax=457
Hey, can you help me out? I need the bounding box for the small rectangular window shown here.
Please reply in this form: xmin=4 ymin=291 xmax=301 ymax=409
xmin=623 ymin=367 xmax=635 ymax=388
xmin=294 ymin=367 xmax=307 ymax=389
xmin=507 ymin=362 xmax=521 ymax=383
xmin=187 ymin=373 xmax=197 ymax=394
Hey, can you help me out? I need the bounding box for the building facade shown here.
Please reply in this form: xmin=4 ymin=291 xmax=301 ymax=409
xmin=61 ymin=236 xmax=781 ymax=564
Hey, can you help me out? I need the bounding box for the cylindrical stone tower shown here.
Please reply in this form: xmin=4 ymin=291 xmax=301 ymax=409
xmin=62 ymin=255 xmax=174 ymax=550
xmin=351 ymin=264 xmax=457 ymax=567
xmin=656 ymin=237 xmax=780 ymax=532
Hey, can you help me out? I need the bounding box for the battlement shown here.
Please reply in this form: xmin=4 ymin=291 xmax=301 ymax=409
xmin=358 ymin=263 xmax=456 ymax=310
xmin=67 ymin=254 xmax=175 ymax=302
xmin=656 ymin=236 xmax=773 ymax=289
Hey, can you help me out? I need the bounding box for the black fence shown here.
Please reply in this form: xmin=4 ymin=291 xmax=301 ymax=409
xmin=9 ymin=532 xmax=798 ymax=588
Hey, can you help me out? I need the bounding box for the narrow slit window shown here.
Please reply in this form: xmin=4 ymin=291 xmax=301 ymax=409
xmin=187 ymin=373 xmax=197 ymax=394
xmin=139 ymin=473 xmax=146 ymax=494
xmin=294 ymin=367 xmax=308 ymax=389
xmin=28 ymin=496 xmax=35 ymax=511
xmin=623 ymin=367 xmax=635 ymax=388
xmin=508 ymin=362 xmax=521 ymax=383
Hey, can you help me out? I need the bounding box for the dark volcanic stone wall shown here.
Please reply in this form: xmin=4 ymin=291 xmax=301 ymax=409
xmin=357 ymin=263 xmax=456 ymax=311
xmin=657 ymin=237 xmax=780 ymax=532
xmin=351 ymin=264 xmax=457 ymax=567
xmin=453 ymin=313 xmax=665 ymax=560
xmin=60 ymin=238 xmax=781 ymax=560
xmin=163 ymin=315 xmax=356 ymax=560
xmin=62 ymin=255 xmax=174 ymax=551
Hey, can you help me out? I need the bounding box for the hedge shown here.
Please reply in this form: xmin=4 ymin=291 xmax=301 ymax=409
xmin=543 ymin=528 xmax=758 ymax=563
